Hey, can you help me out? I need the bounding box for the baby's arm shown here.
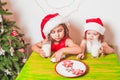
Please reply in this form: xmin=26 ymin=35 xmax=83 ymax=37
xmin=76 ymin=39 xmax=86 ymax=59
xmin=101 ymin=42 xmax=114 ymax=54
xmin=80 ymin=39 xmax=86 ymax=53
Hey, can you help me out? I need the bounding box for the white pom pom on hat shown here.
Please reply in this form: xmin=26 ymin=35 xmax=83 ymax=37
xmin=84 ymin=18 xmax=105 ymax=35
xmin=41 ymin=13 xmax=64 ymax=39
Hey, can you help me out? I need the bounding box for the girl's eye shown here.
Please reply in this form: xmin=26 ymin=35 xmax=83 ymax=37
xmin=57 ymin=29 xmax=63 ymax=32
xmin=51 ymin=31 xmax=55 ymax=34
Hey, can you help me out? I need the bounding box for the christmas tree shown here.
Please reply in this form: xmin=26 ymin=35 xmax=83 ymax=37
xmin=0 ymin=1 xmax=29 ymax=80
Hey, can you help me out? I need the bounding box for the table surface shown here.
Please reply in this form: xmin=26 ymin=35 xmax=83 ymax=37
xmin=16 ymin=52 xmax=120 ymax=80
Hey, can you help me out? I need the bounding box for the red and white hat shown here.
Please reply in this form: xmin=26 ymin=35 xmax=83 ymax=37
xmin=84 ymin=18 xmax=105 ymax=35
xmin=41 ymin=13 xmax=63 ymax=39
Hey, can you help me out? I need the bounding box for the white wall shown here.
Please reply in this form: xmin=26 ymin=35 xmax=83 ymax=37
xmin=3 ymin=0 xmax=120 ymax=60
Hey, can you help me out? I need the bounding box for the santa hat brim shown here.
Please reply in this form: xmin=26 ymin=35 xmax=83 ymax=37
xmin=84 ymin=23 xmax=105 ymax=35
xmin=43 ymin=15 xmax=63 ymax=37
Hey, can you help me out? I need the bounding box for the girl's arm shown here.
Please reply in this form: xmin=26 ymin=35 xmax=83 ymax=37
xmin=31 ymin=39 xmax=48 ymax=57
xmin=61 ymin=38 xmax=82 ymax=54
xmin=31 ymin=42 xmax=42 ymax=53
xmin=52 ymin=38 xmax=82 ymax=62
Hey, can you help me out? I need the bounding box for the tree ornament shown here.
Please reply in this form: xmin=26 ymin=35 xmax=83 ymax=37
xmin=0 ymin=25 xmax=4 ymax=34
xmin=0 ymin=47 xmax=5 ymax=55
xmin=0 ymin=15 xmax=2 ymax=22
xmin=22 ymin=58 xmax=27 ymax=63
xmin=10 ymin=47 xmax=14 ymax=56
xmin=18 ymin=48 xmax=25 ymax=53
xmin=11 ymin=30 xmax=18 ymax=37
xmin=4 ymin=69 xmax=11 ymax=75
xmin=0 ymin=15 xmax=4 ymax=34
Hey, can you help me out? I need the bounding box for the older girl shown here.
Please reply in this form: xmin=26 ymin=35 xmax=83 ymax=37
xmin=32 ymin=13 xmax=82 ymax=62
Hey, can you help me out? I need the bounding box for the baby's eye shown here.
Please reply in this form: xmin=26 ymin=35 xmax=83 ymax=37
xmin=87 ymin=33 xmax=91 ymax=35
xmin=93 ymin=33 xmax=98 ymax=36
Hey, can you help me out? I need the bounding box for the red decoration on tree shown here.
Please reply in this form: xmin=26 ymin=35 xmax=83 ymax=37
xmin=11 ymin=30 xmax=18 ymax=37
xmin=18 ymin=48 xmax=25 ymax=53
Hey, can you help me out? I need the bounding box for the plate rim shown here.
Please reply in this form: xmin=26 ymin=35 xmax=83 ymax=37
xmin=55 ymin=59 xmax=87 ymax=78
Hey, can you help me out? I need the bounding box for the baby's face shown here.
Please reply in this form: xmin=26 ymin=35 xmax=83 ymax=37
xmin=86 ymin=30 xmax=100 ymax=41
xmin=50 ymin=25 xmax=65 ymax=42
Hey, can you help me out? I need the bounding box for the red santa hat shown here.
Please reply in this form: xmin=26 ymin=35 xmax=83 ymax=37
xmin=41 ymin=13 xmax=63 ymax=39
xmin=84 ymin=18 xmax=105 ymax=35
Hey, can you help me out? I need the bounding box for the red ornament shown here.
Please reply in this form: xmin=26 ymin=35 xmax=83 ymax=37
xmin=11 ymin=31 xmax=18 ymax=37
xmin=18 ymin=48 xmax=25 ymax=53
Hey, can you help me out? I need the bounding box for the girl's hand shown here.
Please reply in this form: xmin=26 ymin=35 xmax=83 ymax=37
xmin=39 ymin=49 xmax=46 ymax=58
xmin=51 ymin=50 xmax=64 ymax=62
xmin=76 ymin=53 xmax=85 ymax=59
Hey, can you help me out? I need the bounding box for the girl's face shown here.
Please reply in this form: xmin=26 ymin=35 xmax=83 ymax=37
xmin=50 ymin=25 xmax=65 ymax=42
xmin=86 ymin=30 xmax=100 ymax=41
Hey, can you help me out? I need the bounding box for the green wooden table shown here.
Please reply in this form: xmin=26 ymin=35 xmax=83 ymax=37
xmin=16 ymin=52 xmax=120 ymax=80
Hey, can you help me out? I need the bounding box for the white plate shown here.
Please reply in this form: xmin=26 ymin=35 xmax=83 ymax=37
xmin=55 ymin=60 xmax=87 ymax=77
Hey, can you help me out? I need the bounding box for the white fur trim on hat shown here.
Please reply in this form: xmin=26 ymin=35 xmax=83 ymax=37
xmin=84 ymin=22 xmax=105 ymax=35
xmin=43 ymin=15 xmax=63 ymax=37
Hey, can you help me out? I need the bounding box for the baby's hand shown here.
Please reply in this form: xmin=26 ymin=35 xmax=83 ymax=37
xmin=76 ymin=53 xmax=85 ymax=59
xmin=99 ymin=47 xmax=103 ymax=53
